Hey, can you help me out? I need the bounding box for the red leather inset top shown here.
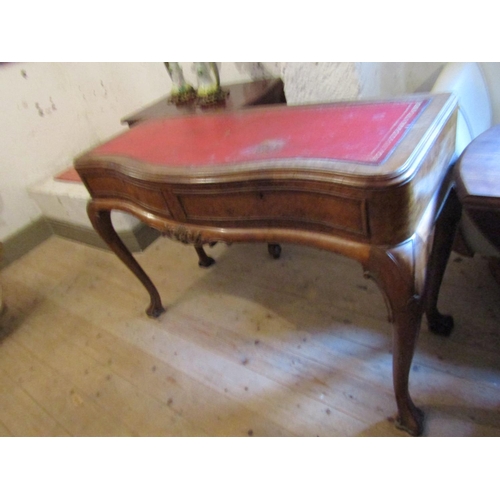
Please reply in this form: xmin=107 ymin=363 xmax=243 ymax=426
xmin=90 ymin=100 xmax=428 ymax=167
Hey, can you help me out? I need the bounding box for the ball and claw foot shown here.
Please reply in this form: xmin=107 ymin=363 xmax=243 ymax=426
xmin=268 ymin=243 xmax=282 ymax=259
xmin=395 ymin=406 xmax=425 ymax=436
xmin=427 ymin=312 xmax=454 ymax=336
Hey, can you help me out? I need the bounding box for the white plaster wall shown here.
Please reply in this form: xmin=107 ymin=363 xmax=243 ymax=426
xmin=0 ymin=62 xmax=169 ymax=241
xmin=480 ymin=63 xmax=500 ymax=125
xmin=0 ymin=62 xmax=271 ymax=241
xmin=357 ymin=62 xmax=445 ymax=98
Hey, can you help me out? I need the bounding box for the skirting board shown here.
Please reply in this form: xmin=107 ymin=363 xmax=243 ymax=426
xmin=1 ymin=217 xmax=159 ymax=269
xmin=1 ymin=218 xmax=53 ymax=269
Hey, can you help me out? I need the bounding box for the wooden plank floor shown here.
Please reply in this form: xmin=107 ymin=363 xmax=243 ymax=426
xmin=0 ymin=235 xmax=499 ymax=437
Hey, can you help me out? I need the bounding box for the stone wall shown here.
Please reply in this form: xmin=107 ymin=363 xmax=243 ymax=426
xmin=275 ymin=62 xmax=445 ymax=104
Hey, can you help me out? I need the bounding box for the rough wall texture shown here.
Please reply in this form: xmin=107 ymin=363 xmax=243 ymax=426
xmin=281 ymin=62 xmax=361 ymax=104
xmin=279 ymin=62 xmax=446 ymax=105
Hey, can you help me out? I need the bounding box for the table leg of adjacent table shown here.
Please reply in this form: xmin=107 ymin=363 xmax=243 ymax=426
xmin=424 ymin=188 xmax=462 ymax=336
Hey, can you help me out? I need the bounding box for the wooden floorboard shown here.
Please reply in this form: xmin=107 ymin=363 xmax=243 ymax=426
xmin=1 ymin=235 xmax=499 ymax=437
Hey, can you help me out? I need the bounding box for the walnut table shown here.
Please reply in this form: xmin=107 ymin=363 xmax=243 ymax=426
xmin=75 ymin=93 xmax=458 ymax=436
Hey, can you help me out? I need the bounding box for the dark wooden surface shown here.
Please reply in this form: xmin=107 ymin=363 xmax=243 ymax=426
xmin=455 ymin=124 xmax=500 ymax=251
xmin=76 ymin=93 xmax=458 ymax=436
xmin=121 ymin=78 xmax=286 ymax=127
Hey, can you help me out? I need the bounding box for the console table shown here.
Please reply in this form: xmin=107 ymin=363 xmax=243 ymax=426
xmin=75 ymin=93 xmax=458 ymax=436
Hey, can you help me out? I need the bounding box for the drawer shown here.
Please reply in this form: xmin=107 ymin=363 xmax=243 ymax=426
xmin=85 ymin=174 xmax=171 ymax=216
xmin=175 ymin=187 xmax=368 ymax=236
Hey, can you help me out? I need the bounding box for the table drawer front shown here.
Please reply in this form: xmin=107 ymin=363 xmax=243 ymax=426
xmin=175 ymin=188 xmax=368 ymax=236
xmin=85 ymin=175 xmax=171 ymax=216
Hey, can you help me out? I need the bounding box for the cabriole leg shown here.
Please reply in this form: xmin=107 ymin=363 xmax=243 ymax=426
xmin=366 ymin=241 xmax=425 ymax=436
xmin=87 ymin=202 xmax=165 ymax=318
xmin=391 ymin=300 xmax=425 ymax=436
